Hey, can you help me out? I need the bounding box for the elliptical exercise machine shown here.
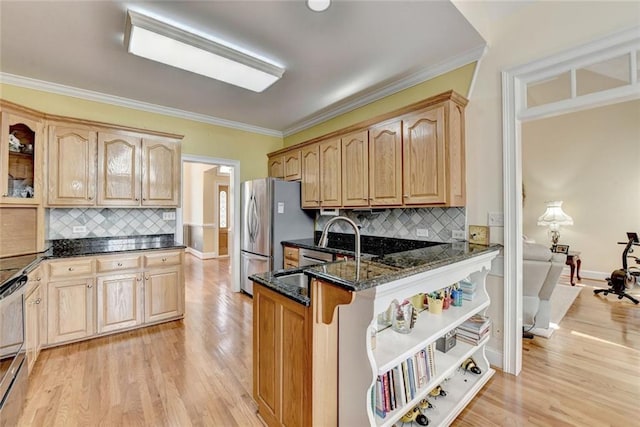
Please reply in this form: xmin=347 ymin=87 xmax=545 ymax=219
xmin=594 ymin=232 xmax=640 ymax=304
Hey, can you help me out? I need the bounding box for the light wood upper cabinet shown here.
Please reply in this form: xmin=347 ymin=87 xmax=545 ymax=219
xmin=319 ymin=138 xmax=342 ymax=207
xmin=47 ymin=125 xmax=97 ymax=206
xmin=0 ymin=104 xmax=44 ymax=205
xmin=446 ymin=102 xmax=466 ymax=207
xmin=142 ymin=139 xmax=180 ymax=206
xmin=284 ymin=149 xmax=302 ymax=181
xmin=268 ymin=156 xmax=284 ymax=179
xmin=402 ymin=106 xmax=446 ymax=205
xmin=96 ymin=273 xmax=143 ymax=334
xmin=341 ymin=130 xmax=369 ymax=207
xmin=97 ymin=133 xmax=141 ymax=206
xmin=369 ymin=120 xmax=403 ymax=206
xmin=301 ymin=144 xmax=320 ymax=208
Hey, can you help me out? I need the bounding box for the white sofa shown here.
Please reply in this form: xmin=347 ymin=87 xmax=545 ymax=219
xmin=523 ymin=242 xmax=565 ymax=330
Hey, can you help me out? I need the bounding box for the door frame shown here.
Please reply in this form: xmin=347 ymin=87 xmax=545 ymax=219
xmin=501 ymin=27 xmax=639 ymax=375
xmin=178 ymin=154 xmax=241 ymax=292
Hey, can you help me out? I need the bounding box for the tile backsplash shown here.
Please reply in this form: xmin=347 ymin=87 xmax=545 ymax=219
xmin=315 ymin=207 xmax=465 ymax=242
xmin=47 ymin=208 xmax=176 ymax=240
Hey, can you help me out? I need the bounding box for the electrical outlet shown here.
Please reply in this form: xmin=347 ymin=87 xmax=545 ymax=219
xmin=72 ymin=225 xmax=87 ymax=233
xmin=163 ymin=212 xmax=176 ymax=220
xmin=488 ymin=212 xmax=504 ymax=227
xmin=416 ymin=228 xmax=429 ymax=237
xmin=451 ymin=230 xmax=465 ymax=240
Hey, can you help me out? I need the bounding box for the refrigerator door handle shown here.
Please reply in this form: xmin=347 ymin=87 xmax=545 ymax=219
xmin=249 ymin=193 xmax=260 ymax=243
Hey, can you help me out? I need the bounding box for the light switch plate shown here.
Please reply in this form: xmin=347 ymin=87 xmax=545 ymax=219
xmin=451 ymin=230 xmax=465 ymax=240
xmin=488 ymin=212 xmax=504 ymax=227
xmin=416 ymin=228 xmax=429 ymax=237
xmin=277 ymin=202 xmax=285 ymax=214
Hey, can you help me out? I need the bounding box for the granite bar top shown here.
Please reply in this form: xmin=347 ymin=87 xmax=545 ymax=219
xmin=250 ymin=241 xmax=501 ymax=305
xmin=282 ymin=232 xmax=444 ymax=258
xmin=47 ymin=234 xmax=185 ymax=258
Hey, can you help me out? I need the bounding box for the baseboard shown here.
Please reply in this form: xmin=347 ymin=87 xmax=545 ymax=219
xmin=486 ymin=346 xmax=503 ymax=370
xmin=561 ymin=267 xmax=608 ymax=281
xmin=185 ymin=247 xmax=217 ymax=259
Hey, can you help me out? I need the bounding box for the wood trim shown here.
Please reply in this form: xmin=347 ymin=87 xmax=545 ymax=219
xmin=270 ymin=90 xmax=467 ymax=156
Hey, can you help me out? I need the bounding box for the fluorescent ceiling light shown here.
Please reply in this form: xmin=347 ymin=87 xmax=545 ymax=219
xmin=124 ymin=10 xmax=284 ymax=92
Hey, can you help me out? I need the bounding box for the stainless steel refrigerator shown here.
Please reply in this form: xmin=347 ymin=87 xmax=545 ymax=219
xmin=240 ymin=178 xmax=314 ymax=295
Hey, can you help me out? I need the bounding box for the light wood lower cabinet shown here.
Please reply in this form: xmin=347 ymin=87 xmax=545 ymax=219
xmin=25 ymin=282 xmax=44 ymax=374
xmin=144 ymin=267 xmax=182 ymax=323
xmin=253 ymin=283 xmax=310 ymax=427
xmin=96 ymin=273 xmax=143 ymax=334
xmin=283 ymin=245 xmax=299 ymax=269
xmin=45 ymin=249 xmax=184 ymax=347
xmin=47 ymin=278 xmax=95 ymax=345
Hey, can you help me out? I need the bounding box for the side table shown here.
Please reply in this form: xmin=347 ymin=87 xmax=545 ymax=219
xmin=566 ymin=251 xmax=582 ymax=286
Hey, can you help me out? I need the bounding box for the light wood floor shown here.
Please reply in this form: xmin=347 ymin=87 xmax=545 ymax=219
xmin=19 ymin=258 xmax=639 ymax=426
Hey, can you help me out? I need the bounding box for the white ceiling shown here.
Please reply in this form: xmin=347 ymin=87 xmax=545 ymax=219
xmin=0 ymin=1 xmax=485 ymax=135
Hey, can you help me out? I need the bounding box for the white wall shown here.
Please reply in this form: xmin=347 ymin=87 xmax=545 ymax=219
xmin=452 ymin=1 xmax=640 ymax=358
xmin=522 ymin=100 xmax=640 ymax=274
xmin=183 ymin=162 xmax=212 ymax=224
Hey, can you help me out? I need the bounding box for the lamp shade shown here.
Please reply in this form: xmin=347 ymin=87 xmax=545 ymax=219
xmin=537 ymin=201 xmax=573 ymax=227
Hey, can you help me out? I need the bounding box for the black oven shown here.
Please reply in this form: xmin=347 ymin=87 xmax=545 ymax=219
xmin=0 ymin=274 xmax=28 ymax=427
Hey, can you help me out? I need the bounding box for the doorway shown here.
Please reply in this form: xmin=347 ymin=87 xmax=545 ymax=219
xmin=178 ymin=154 xmax=241 ymax=292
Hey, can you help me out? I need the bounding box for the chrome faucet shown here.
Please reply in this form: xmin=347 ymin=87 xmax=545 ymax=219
xmin=319 ymin=216 xmax=361 ymax=280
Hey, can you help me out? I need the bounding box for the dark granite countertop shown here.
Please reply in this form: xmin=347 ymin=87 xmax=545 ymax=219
xmin=250 ymin=240 xmax=501 ymax=305
xmin=282 ymin=232 xmax=444 ymax=258
xmin=0 ymin=235 xmax=185 ymax=289
xmin=46 ymin=234 xmax=185 ymax=258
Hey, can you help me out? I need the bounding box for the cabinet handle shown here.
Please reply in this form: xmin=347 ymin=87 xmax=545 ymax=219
xmin=117 ymin=262 xmax=123 ymax=267
xmin=68 ymin=267 xmax=74 ymax=271
xmin=35 ymin=298 xmax=41 ymax=305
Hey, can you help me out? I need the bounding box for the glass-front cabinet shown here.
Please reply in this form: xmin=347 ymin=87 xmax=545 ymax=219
xmin=0 ymin=104 xmax=44 ymax=205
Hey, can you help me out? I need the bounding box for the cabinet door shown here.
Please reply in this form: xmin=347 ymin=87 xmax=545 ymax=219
xmin=301 ymin=144 xmax=320 ymax=208
xmin=97 ymin=133 xmax=141 ymax=206
xmin=253 ymin=284 xmax=310 ymax=427
xmin=144 ymin=267 xmax=182 ymax=323
xmin=0 ymin=111 xmax=43 ymax=205
xmin=341 ymin=130 xmax=369 ymax=207
xmin=369 ymin=120 xmax=403 ymax=206
xmin=25 ymin=284 xmax=43 ymax=374
xmin=141 ymin=139 xmax=180 ymax=207
xmin=96 ymin=273 xmax=143 ymax=334
xmin=402 ymin=107 xmax=446 ymax=205
xmin=47 ymin=278 xmax=95 ymax=345
xmin=47 ymin=125 xmax=97 ymax=206
xmin=319 ymin=138 xmax=342 ymax=207
xmin=268 ymin=156 xmax=284 ymax=179
xmin=284 ymin=149 xmax=302 ymax=181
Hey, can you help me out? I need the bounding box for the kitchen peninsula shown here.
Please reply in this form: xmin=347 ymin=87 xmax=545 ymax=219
xmin=250 ymin=239 xmax=500 ymax=427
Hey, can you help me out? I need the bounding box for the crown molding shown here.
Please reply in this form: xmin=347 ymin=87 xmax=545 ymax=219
xmin=0 ymin=72 xmax=283 ymax=138
xmin=282 ymin=43 xmax=487 ymax=137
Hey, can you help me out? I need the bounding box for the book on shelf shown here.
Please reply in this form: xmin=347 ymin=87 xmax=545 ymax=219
xmin=375 ymin=376 xmax=386 ymax=418
xmin=459 ymin=314 xmax=491 ymax=333
xmin=393 ymin=366 xmax=406 ymax=408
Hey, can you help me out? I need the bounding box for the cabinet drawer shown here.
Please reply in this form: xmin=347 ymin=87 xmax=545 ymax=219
xmin=145 ymin=251 xmax=181 ymax=268
xmin=96 ymin=255 xmax=142 ymax=273
xmin=48 ymin=258 xmax=94 ymax=278
xmin=284 ymin=246 xmax=299 ymax=262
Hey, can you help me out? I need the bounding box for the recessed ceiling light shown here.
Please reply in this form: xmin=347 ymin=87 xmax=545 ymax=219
xmin=307 ymin=0 xmax=331 ymax=12
xmin=124 ymin=10 xmax=284 ymax=92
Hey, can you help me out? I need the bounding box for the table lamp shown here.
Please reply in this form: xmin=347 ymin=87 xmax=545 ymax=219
xmin=537 ymin=201 xmax=573 ymax=246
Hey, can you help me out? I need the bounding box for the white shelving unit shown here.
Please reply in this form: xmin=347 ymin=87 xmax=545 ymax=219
xmin=337 ymin=249 xmax=500 ymax=427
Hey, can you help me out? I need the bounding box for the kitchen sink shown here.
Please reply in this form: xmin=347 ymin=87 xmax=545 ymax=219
xmin=275 ymin=272 xmax=309 ymax=289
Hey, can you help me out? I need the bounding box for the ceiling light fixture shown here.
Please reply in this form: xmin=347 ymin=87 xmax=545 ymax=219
xmin=307 ymin=0 xmax=331 ymax=12
xmin=124 ymin=10 xmax=284 ymax=92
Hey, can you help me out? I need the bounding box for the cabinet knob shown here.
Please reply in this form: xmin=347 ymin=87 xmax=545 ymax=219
xmin=87 ymin=284 xmax=93 ymax=288
xmin=117 ymin=262 xmax=123 ymax=267
xmin=403 ymin=194 xmax=409 ymax=198
xmin=35 ymin=298 xmax=41 ymax=305
xmin=143 ymin=198 xmax=147 ymax=201
xmin=136 ymin=277 xmax=142 ymax=282
xmin=68 ymin=267 xmax=74 ymax=271
xmin=144 ymin=276 xmax=149 ymax=281
xmin=88 ymin=197 xmax=94 ymax=201
xmin=1 ymin=194 xmax=7 ymax=197
xmin=135 ymin=198 xmax=140 ymax=201
xmin=36 ymin=277 xmax=41 ymax=281
xmin=162 ymin=258 xmax=167 ymax=262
